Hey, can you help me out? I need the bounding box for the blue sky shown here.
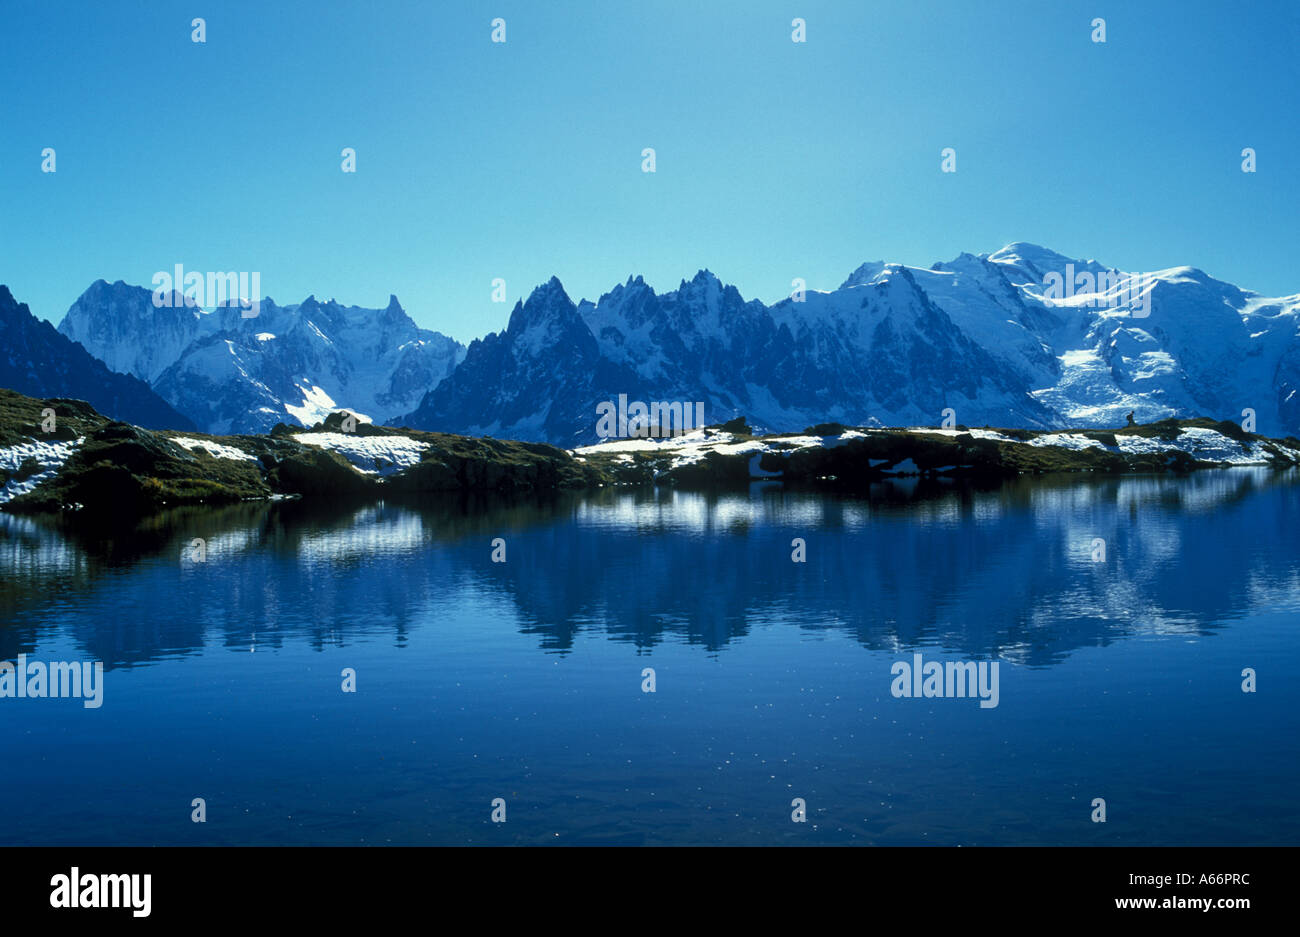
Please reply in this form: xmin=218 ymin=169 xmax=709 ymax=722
xmin=2 ymin=0 xmax=1297 ymax=339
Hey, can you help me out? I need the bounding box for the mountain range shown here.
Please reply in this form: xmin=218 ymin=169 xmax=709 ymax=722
xmin=58 ymin=280 xmax=464 ymax=435
xmin=400 ymin=243 xmax=1300 ymax=445
xmin=7 ymin=242 xmax=1299 ymax=445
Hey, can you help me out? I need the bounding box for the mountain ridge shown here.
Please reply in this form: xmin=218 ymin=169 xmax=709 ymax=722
xmin=25 ymin=242 xmax=1300 ymax=445
xmin=398 ymin=242 xmax=1300 ymax=444
xmin=58 ymin=280 xmax=466 ymax=435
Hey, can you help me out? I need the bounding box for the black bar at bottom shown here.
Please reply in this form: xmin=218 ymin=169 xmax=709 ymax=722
xmin=0 ymin=846 xmax=1280 ymax=924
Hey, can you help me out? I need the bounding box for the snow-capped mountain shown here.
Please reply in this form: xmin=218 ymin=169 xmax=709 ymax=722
xmin=0 ymin=284 xmax=195 ymax=430
xmin=398 ymin=243 xmax=1300 ymax=445
xmin=59 ymin=281 xmax=465 ymax=434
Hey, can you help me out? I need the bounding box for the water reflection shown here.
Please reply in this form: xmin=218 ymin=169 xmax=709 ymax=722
xmin=3 ymin=469 xmax=1298 ymax=668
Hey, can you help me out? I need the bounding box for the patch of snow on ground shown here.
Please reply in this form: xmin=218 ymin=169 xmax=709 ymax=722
xmin=1170 ymin=428 xmax=1262 ymax=463
xmin=1 ymin=437 xmax=83 ymax=503
xmin=293 ymin=432 xmax=430 ymax=476
xmin=668 ymin=440 xmax=768 ymax=470
xmin=575 ymin=430 xmax=865 ymax=472
xmin=169 ymin=436 xmax=259 ymax=462
xmin=572 ymin=429 xmax=722 ymax=455
xmin=1112 ymin=428 xmax=1261 ymax=464
xmin=910 ymin=428 xmax=1017 ymax=442
xmin=762 ymin=435 xmax=824 ymax=450
xmin=1028 ymin=433 xmax=1107 ymax=451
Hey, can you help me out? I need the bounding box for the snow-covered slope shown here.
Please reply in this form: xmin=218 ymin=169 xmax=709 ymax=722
xmin=59 ymin=279 xmax=207 ymax=383
xmin=0 ymin=436 xmax=84 ymax=503
xmin=59 ymin=282 xmax=465 ymax=435
xmin=401 ymin=243 xmax=1300 ymax=444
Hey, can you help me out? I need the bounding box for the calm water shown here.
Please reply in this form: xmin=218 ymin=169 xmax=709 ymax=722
xmin=2 ymin=471 xmax=1298 ymax=845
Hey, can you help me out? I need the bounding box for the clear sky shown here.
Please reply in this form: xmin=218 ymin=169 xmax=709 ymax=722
xmin=2 ymin=0 xmax=1297 ymax=339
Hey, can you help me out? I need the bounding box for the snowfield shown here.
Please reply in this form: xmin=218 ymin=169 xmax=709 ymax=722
xmin=0 ymin=437 xmax=83 ymax=503
xmin=169 ymin=436 xmax=260 ymax=462
xmin=1116 ymin=428 xmax=1283 ymax=464
xmin=292 ymin=432 xmax=430 ymax=476
xmin=1026 ymin=427 xmax=1291 ymax=464
xmin=1029 ymin=433 xmax=1107 ymax=451
xmin=573 ymin=429 xmax=843 ymax=477
xmin=911 ymin=427 xmax=1019 ymax=443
